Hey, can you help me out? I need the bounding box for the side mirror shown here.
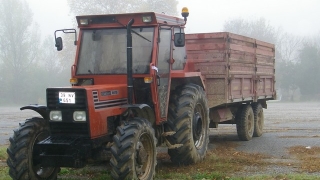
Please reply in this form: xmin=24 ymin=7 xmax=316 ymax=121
xmin=174 ymin=33 xmax=185 ymax=47
xmin=54 ymin=29 xmax=77 ymax=50
xmin=55 ymin=37 xmax=63 ymax=51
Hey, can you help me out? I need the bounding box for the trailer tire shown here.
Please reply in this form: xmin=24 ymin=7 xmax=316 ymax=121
xmin=236 ymin=105 xmax=254 ymax=141
xmin=7 ymin=117 xmax=59 ymax=180
xmin=110 ymin=117 xmax=157 ymax=180
xmin=252 ymin=103 xmax=264 ymax=137
xmin=165 ymin=84 xmax=209 ymax=165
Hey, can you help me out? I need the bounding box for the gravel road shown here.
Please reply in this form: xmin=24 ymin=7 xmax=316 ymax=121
xmin=211 ymin=102 xmax=320 ymax=157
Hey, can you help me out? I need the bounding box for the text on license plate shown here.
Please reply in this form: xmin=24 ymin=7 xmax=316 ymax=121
xmin=59 ymin=92 xmax=75 ymax=104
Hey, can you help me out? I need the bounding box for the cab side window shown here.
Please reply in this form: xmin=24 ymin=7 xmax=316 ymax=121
xmin=172 ymin=28 xmax=187 ymax=70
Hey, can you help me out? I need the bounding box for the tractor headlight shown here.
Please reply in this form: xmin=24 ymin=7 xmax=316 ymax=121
xmin=79 ymin=18 xmax=89 ymax=25
xmin=50 ymin=111 xmax=62 ymax=121
xmin=142 ymin=15 xmax=152 ymax=23
xmin=73 ymin=111 xmax=86 ymax=121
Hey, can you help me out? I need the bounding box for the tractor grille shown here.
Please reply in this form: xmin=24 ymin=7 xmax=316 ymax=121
xmin=49 ymin=122 xmax=89 ymax=136
xmin=92 ymin=91 xmax=127 ymax=109
xmin=46 ymin=88 xmax=89 ymax=136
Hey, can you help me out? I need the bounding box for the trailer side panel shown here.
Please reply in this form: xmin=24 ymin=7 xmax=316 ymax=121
xmin=186 ymin=32 xmax=275 ymax=108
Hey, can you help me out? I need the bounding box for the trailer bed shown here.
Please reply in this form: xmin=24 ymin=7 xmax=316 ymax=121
xmin=186 ymin=32 xmax=276 ymax=108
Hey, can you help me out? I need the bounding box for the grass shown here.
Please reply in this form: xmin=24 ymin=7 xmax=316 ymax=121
xmin=1 ymin=144 xmax=320 ymax=179
xmin=0 ymin=166 xmax=10 ymax=180
xmin=288 ymin=146 xmax=320 ymax=173
xmin=0 ymin=146 xmax=7 ymax=161
xmin=59 ymin=167 xmax=112 ymax=180
xmin=156 ymin=141 xmax=270 ymax=178
xmin=0 ymin=145 xmax=10 ymax=180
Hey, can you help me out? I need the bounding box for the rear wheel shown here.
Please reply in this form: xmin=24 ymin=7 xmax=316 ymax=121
xmin=236 ymin=105 xmax=254 ymax=141
xmin=7 ymin=117 xmax=59 ymax=180
xmin=165 ymin=84 xmax=209 ymax=165
xmin=110 ymin=118 xmax=157 ymax=180
xmin=252 ymin=103 xmax=264 ymax=137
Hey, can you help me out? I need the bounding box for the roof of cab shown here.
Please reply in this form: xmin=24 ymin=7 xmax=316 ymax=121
xmin=76 ymin=12 xmax=185 ymax=27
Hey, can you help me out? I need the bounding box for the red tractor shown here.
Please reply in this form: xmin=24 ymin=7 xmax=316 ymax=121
xmin=7 ymin=7 xmax=275 ymax=180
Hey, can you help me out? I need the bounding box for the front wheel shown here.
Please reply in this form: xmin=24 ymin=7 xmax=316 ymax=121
xmin=7 ymin=117 xmax=59 ymax=180
xmin=110 ymin=118 xmax=157 ymax=180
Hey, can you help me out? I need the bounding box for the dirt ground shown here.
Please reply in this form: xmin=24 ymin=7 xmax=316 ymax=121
xmin=1 ymin=102 xmax=320 ymax=177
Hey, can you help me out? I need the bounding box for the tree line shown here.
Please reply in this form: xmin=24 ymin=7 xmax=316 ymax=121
xmin=0 ymin=0 xmax=319 ymax=105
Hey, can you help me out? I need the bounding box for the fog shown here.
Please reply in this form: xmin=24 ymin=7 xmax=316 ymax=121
xmin=27 ymin=0 xmax=320 ymax=36
xmin=178 ymin=0 xmax=320 ymax=35
xmin=0 ymin=0 xmax=319 ymax=105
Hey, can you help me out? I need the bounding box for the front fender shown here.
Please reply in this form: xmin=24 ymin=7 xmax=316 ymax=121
xmin=121 ymin=104 xmax=156 ymax=126
xmin=20 ymin=104 xmax=48 ymax=120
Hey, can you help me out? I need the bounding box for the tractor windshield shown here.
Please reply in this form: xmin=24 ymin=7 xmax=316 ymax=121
xmin=76 ymin=27 xmax=154 ymax=75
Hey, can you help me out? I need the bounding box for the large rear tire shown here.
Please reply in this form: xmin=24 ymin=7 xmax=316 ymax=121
xmin=236 ymin=105 xmax=254 ymax=141
xmin=252 ymin=103 xmax=264 ymax=137
xmin=110 ymin=118 xmax=157 ymax=180
xmin=165 ymin=84 xmax=209 ymax=165
xmin=7 ymin=117 xmax=59 ymax=180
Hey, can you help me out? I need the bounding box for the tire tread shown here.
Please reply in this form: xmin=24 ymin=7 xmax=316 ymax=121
xmin=165 ymin=84 xmax=209 ymax=165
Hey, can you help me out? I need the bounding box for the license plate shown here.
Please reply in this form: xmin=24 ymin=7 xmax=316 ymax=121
xmin=59 ymin=92 xmax=75 ymax=104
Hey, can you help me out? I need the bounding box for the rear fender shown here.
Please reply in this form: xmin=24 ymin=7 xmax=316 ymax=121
xmin=122 ymin=104 xmax=156 ymax=126
xmin=171 ymin=76 xmax=205 ymax=91
xmin=20 ymin=105 xmax=48 ymax=120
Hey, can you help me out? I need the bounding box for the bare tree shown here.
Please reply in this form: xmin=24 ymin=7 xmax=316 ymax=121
xmin=277 ymin=33 xmax=303 ymax=62
xmin=0 ymin=0 xmax=40 ymax=104
xmin=223 ymin=17 xmax=280 ymax=44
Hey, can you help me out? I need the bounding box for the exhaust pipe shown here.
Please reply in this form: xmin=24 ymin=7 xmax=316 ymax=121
xmin=127 ymin=19 xmax=134 ymax=105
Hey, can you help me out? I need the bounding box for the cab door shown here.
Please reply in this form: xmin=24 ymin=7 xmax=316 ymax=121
xmin=156 ymin=27 xmax=172 ymax=119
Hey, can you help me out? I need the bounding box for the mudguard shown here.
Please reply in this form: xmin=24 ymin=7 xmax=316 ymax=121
xmin=20 ymin=104 xmax=48 ymax=120
xmin=121 ymin=104 xmax=156 ymax=126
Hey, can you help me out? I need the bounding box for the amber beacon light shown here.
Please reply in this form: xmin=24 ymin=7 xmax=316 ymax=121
xmin=181 ymin=7 xmax=189 ymax=21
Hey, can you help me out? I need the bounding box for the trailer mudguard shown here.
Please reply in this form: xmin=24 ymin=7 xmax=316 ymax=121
xmin=20 ymin=104 xmax=48 ymax=120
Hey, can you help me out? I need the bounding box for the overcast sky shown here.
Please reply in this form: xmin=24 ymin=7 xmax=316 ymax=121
xmin=27 ymin=0 xmax=320 ymax=38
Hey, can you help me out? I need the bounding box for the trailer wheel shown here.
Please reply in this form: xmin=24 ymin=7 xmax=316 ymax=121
xmin=236 ymin=105 xmax=254 ymax=141
xmin=252 ymin=103 xmax=264 ymax=137
xmin=7 ymin=117 xmax=59 ymax=180
xmin=110 ymin=117 xmax=157 ymax=180
xmin=165 ymin=84 xmax=209 ymax=165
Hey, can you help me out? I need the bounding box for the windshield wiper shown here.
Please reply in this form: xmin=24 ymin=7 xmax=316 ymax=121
xmin=116 ymin=20 xmax=151 ymax=42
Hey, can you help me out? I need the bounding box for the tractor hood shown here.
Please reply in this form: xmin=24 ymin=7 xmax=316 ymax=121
xmin=47 ymin=84 xmax=128 ymax=111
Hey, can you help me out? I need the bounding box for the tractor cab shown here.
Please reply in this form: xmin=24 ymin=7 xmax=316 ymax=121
xmin=54 ymin=12 xmax=189 ymax=127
